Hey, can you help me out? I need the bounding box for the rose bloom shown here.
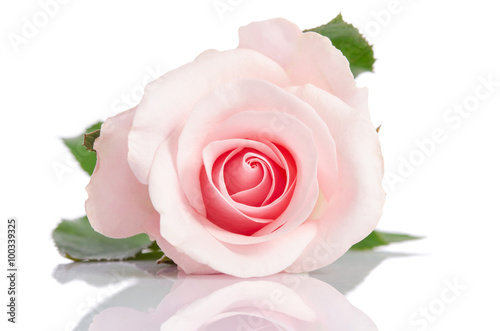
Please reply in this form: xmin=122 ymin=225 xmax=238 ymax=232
xmin=86 ymin=18 xmax=385 ymax=277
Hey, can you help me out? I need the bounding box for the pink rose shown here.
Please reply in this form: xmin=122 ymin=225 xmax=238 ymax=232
xmin=86 ymin=18 xmax=385 ymax=277
xmin=89 ymin=274 xmax=377 ymax=331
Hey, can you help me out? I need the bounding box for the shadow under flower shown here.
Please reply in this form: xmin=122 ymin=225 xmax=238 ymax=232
xmin=310 ymin=250 xmax=412 ymax=294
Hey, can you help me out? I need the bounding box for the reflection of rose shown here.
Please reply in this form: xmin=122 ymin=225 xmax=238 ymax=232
xmin=89 ymin=274 xmax=377 ymax=331
xmin=86 ymin=18 xmax=385 ymax=277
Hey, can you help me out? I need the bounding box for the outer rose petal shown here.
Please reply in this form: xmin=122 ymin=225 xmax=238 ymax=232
xmin=285 ymin=85 xmax=385 ymax=273
xmin=148 ymin=140 xmax=318 ymax=278
xmin=142 ymin=217 xmax=217 ymax=275
xmin=238 ymin=18 xmax=302 ymax=69
xmin=238 ymin=18 xmax=369 ymax=114
xmin=85 ymin=108 xmax=159 ymax=238
xmin=128 ymin=48 xmax=290 ymax=184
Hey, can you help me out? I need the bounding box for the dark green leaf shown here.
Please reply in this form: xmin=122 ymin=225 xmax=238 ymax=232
xmin=62 ymin=122 xmax=102 ymax=175
xmin=306 ymin=13 xmax=375 ymax=77
xmin=83 ymin=129 xmax=100 ymax=152
xmin=350 ymin=230 xmax=422 ymax=250
xmin=53 ymin=216 xmax=153 ymax=261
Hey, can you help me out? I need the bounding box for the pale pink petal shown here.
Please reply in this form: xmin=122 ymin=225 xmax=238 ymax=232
xmin=285 ymin=85 xmax=385 ymax=272
xmin=238 ymin=18 xmax=302 ymax=69
xmin=128 ymin=49 xmax=290 ymax=184
xmin=143 ymin=218 xmax=217 ymax=275
xmin=286 ymin=32 xmax=369 ymax=113
xmin=238 ymin=19 xmax=368 ymax=114
xmin=85 ymin=108 xmax=159 ymax=238
xmin=148 ymin=140 xmax=318 ymax=277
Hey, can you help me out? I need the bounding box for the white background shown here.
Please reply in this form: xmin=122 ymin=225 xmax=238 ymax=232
xmin=1 ymin=0 xmax=499 ymax=330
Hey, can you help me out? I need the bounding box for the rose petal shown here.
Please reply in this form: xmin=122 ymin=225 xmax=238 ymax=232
xmin=284 ymin=84 xmax=385 ymax=272
xmin=200 ymin=168 xmax=272 ymax=235
xmin=143 ymin=218 xmax=217 ymax=275
xmin=222 ymin=152 xmax=273 ymax=206
xmin=238 ymin=18 xmax=302 ymax=69
xmin=128 ymin=49 xmax=291 ymax=184
xmin=227 ymin=153 xmax=276 ymax=206
xmin=221 ymin=151 xmax=268 ymax=197
xmin=238 ymin=18 xmax=368 ymax=114
xmin=286 ymin=32 xmax=369 ymax=113
xmin=85 ymin=108 xmax=159 ymax=238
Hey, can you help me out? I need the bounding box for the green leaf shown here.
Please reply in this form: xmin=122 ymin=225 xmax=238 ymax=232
xmin=126 ymin=251 xmax=166 ymax=261
xmin=306 ymin=13 xmax=375 ymax=77
xmin=83 ymin=129 xmax=100 ymax=152
xmin=350 ymin=230 xmax=422 ymax=250
xmin=377 ymin=231 xmax=423 ymax=244
xmin=53 ymin=216 xmax=153 ymax=261
xmin=63 ymin=122 xmax=102 ymax=175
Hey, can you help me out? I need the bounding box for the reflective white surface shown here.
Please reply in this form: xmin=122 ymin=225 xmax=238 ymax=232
xmin=36 ymin=244 xmax=498 ymax=331
xmin=44 ymin=246 xmax=497 ymax=331
xmin=52 ymin=251 xmax=391 ymax=331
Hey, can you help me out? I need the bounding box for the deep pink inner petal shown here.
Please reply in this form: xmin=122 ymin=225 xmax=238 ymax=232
xmin=227 ymin=155 xmax=270 ymax=207
xmin=231 ymin=158 xmax=274 ymax=207
xmin=223 ymin=150 xmax=266 ymax=196
xmin=200 ymin=168 xmax=273 ymax=235
xmin=203 ymin=139 xmax=296 ymax=220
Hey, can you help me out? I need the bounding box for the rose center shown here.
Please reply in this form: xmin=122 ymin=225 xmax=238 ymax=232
xmin=225 ymin=154 xmax=265 ymax=193
xmin=215 ymin=148 xmax=285 ymax=207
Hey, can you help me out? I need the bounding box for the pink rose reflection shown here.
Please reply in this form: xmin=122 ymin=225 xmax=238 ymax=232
xmin=88 ymin=274 xmax=377 ymax=331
